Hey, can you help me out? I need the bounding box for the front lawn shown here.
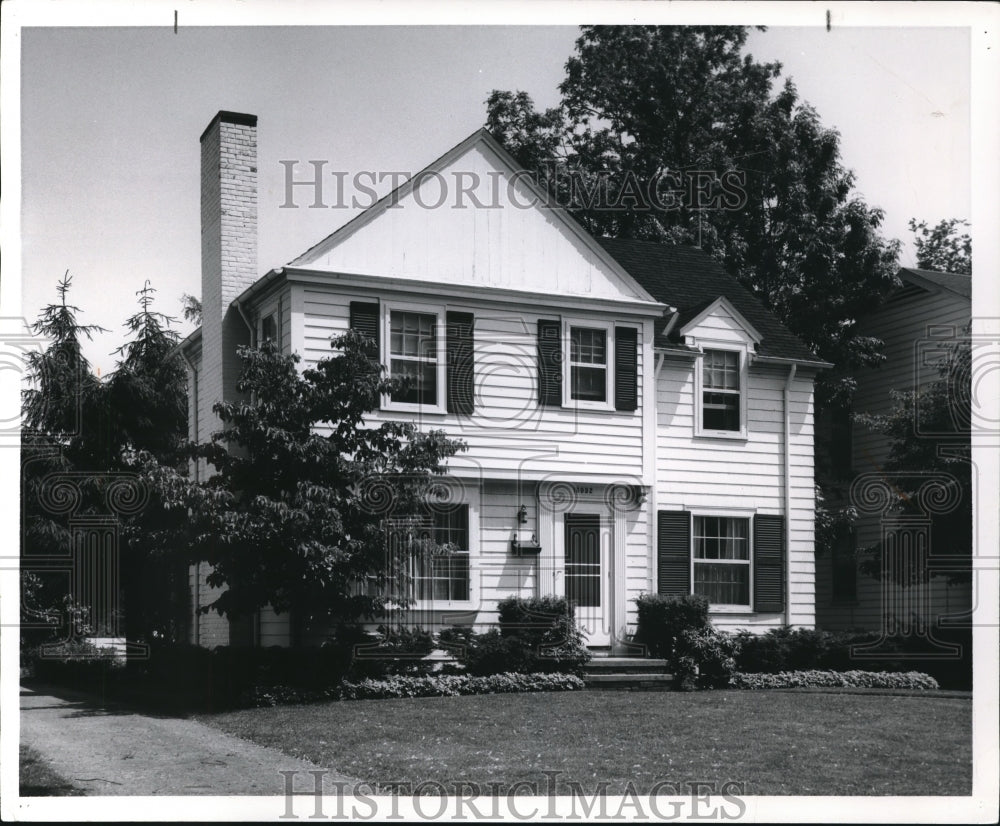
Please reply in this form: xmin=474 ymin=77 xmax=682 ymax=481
xmin=19 ymin=745 xmax=83 ymax=797
xmin=200 ymin=689 xmax=971 ymax=795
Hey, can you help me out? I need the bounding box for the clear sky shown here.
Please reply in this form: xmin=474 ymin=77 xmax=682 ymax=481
xmin=19 ymin=21 xmax=972 ymax=374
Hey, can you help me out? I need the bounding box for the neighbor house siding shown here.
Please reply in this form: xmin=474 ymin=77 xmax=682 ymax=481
xmin=817 ymin=285 xmax=971 ymax=631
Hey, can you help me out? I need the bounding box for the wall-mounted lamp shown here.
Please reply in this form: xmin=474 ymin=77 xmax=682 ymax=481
xmin=511 ymin=503 xmax=541 ymax=556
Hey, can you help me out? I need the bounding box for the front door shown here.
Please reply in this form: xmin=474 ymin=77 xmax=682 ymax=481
xmin=564 ymin=513 xmax=610 ymax=646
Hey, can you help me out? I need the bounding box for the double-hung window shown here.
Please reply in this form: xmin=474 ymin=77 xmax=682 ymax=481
xmin=557 ymin=318 xmax=617 ymax=411
xmin=387 ymin=307 xmax=443 ymax=410
xmin=388 ymin=506 xmax=471 ymax=605
xmin=569 ymin=326 xmax=608 ymax=402
xmin=692 ymin=515 xmax=751 ymax=607
xmin=413 ymin=506 xmax=470 ymax=603
xmin=700 ymin=348 xmax=742 ymax=433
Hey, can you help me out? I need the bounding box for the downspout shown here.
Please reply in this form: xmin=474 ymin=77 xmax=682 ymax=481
xmin=650 ymin=350 xmax=667 ymax=594
xmin=662 ymin=306 xmax=680 ymax=339
xmin=783 ymin=363 xmax=797 ymax=627
xmin=235 ymin=300 xmax=255 ymax=347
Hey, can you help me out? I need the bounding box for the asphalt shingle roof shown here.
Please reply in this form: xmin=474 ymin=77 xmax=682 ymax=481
xmin=597 ymin=237 xmax=821 ymax=364
xmin=899 ymin=267 xmax=971 ymax=299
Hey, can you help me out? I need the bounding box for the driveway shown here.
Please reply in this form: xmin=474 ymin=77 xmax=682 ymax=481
xmin=19 ymin=684 xmax=359 ymax=796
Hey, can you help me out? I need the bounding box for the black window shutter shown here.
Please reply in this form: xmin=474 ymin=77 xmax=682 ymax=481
xmin=614 ymin=326 xmax=638 ymax=411
xmin=657 ymin=510 xmax=691 ymax=596
xmin=349 ymin=301 xmax=380 ymax=408
xmin=753 ymin=514 xmax=786 ymax=613
xmin=537 ymin=319 xmax=562 ymax=407
xmin=446 ymin=311 xmax=475 ymax=415
xmin=349 ymin=301 xmax=379 ymax=353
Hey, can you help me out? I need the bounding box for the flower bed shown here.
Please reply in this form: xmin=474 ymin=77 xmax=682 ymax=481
xmin=242 ymin=672 xmax=585 ymax=707
xmin=730 ymin=669 xmax=939 ymax=690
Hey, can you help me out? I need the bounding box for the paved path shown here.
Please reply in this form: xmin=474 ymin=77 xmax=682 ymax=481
xmin=20 ymin=685 xmax=360 ymax=796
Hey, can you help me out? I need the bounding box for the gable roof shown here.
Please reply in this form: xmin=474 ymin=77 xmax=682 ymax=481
xmin=596 ymin=238 xmax=823 ymax=365
xmin=289 ymin=128 xmax=656 ymax=305
xmin=678 ymin=295 xmax=763 ymax=345
xmin=899 ymin=267 xmax=971 ymax=299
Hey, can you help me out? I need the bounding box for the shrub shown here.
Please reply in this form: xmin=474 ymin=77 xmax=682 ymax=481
xmin=335 ymin=672 xmax=585 ymax=702
xmin=633 ymin=593 xmax=710 ymax=659
xmin=483 ymin=595 xmax=591 ymax=675
xmin=730 ymin=669 xmax=940 ymax=690
xmin=670 ymin=628 xmax=742 ymax=691
xmin=734 ymin=626 xmax=971 ymax=690
xmin=237 ymin=672 xmax=586 ymax=706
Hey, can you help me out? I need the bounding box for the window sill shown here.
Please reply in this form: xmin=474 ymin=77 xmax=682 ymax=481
xmin=694 ymin=430 xmax=748 ymax=441
xmin=382 ymin=401 xmax=447 ymax=416
xmin=406 ymin=601 xmax=477 ymax=611
xmin=707 ymin=606 xmax=755 ymax=614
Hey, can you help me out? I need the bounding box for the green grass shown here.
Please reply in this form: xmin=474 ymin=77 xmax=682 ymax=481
xmin=200 ymin=689 xmax=971 ymax=795
xmin=19 ymin=745 xmax=83 ymax=797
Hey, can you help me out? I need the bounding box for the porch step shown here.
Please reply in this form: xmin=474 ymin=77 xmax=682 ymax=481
xmin=584 ymin=657 xmax=669 ymax=674
xmin=582 ymin=657 xmax=674 ymax=690
xmin=583 ymin=672 xmax=675 ymax=690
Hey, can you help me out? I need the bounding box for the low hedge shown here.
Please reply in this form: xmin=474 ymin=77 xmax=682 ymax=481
xmin=730 ymin=669 xmax=940 ymax=690
xmin=734 ymin=626 xmax=971 ymax=690
xmin=241 ymin=672 xmax=585 ymax=707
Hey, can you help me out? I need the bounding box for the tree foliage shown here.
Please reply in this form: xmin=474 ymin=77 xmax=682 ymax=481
xmin=485 ymin=25 xmax=901 ymax=405
xmin=140 ymin=331 xmax=465 ymax=628
xmin=21 ymin=276 xmax=190 ymax=644
xmin=909 ymin=218 xmax=972 ymax=275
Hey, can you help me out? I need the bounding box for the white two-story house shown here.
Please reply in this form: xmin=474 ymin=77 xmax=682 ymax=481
xmin=182 ymin=111 xmax=827 ymax=651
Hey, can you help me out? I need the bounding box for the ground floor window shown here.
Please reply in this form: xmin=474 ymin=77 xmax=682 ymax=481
xmin=387 ymin=505 xmax=470 ymax=604
xmin=693 ymin=515 xmax=751 ymax=606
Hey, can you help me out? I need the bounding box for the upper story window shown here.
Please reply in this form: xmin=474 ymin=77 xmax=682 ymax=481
xmin=389 ymin=310 xmax=439 ymax=407
xmin=537 ymin=318 xmax=638 ymax=412
xmin=351 ymin=300 xmax=475 ymax=416
xmin=697 ymin=348 xmax=745 ymax=437
xmin=569 ymin=326 xmax=608 ymax=403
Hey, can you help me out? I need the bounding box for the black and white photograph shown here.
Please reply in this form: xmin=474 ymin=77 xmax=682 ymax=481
xmin=2 ymin=1 xmax=997 ymax=821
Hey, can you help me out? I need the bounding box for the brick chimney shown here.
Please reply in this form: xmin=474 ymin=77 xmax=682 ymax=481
xmin=198 ymin=111 xmax=258 ymax=437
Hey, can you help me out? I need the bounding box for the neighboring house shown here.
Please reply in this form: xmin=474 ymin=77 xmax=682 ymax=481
xmin=815 ymin=267 xmax=972 ymax=633
xmin=181 ymin=111 xmax=828 ymax=651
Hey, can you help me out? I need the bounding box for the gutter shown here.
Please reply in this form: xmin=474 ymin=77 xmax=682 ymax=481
xmin=783 ymin=363 xmax=797 ymax=627
xmin=752 ymin=353 xmax=834 ymax=370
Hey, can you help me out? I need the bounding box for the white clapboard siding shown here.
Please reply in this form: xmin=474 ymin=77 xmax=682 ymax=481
xmin=816 ymin=284 xmax=971 ymax=631
xmin=297 ymin=141 xmax=648 ymax=304
xmin=299 ymin=284 xmax=649 ymax=480
xmin=657 ymin=357 xmax=818 ymax=630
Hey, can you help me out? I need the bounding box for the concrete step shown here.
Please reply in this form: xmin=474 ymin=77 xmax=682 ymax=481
xmin=583 ymin=672 xmax=675 ymax=691
xmin=584 ymin=657 xmax=669 ymax=674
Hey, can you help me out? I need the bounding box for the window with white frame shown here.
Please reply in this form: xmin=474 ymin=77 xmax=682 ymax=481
xmin=388 ymin=506 xmax=471 ymax=604
xmin=387 ymin=308 xmax=441 ymax=408
xmin=693 ymin=515 xmax=751 ymax=606
xmin=569 ymin=326 xmax=608 ymax=402
xmin=560 ymin=319 xmax=616 ymax=409
xmin=701 ymin=349 xmax=742 ymax=432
